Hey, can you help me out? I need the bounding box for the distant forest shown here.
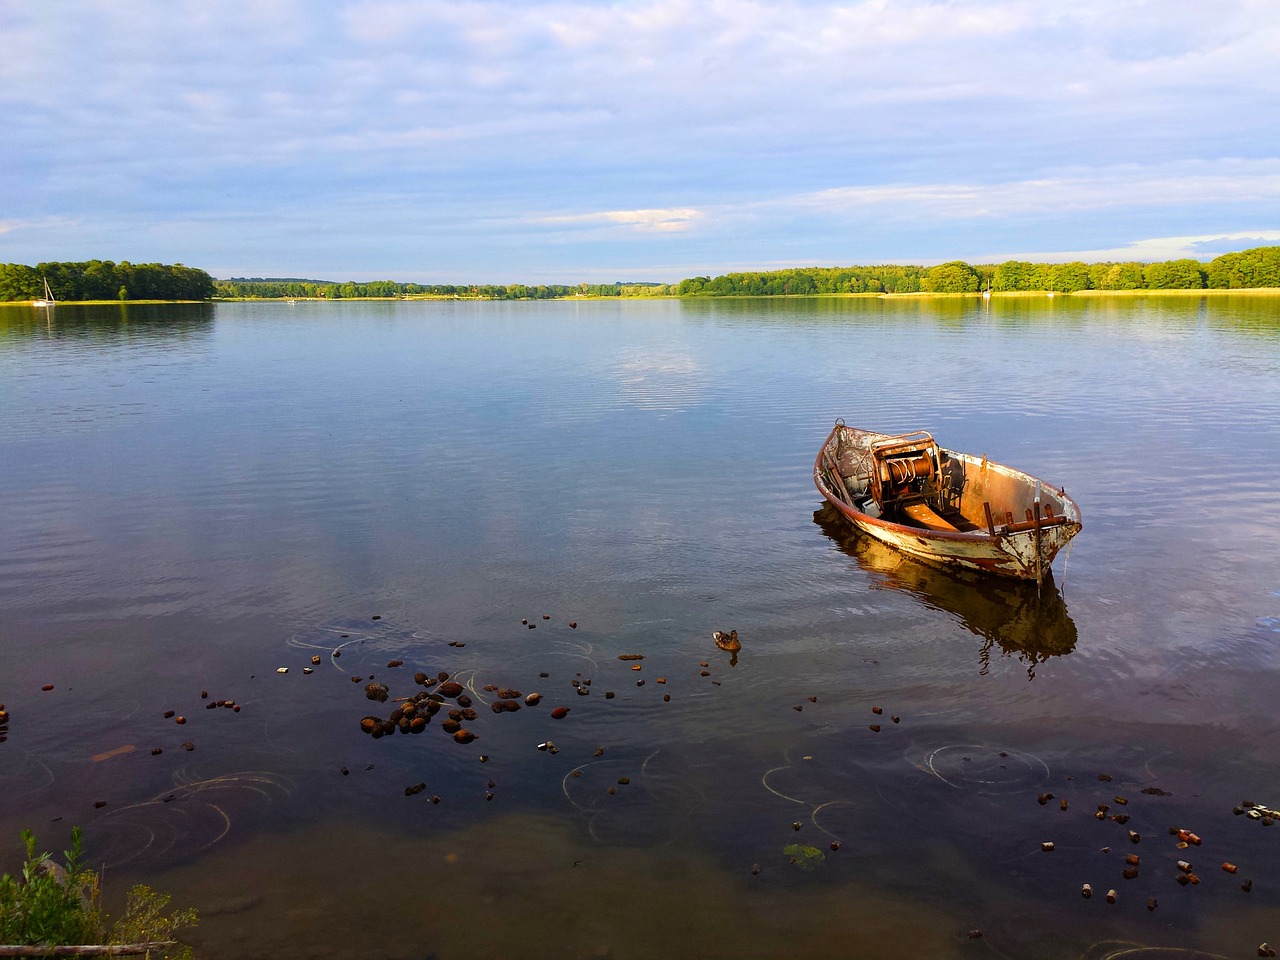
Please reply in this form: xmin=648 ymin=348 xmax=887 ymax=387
xmin=675 ymin=245 xmax=1280 ymax=296
xmin=4 ymin=247 xmax=1278 ymax=303
xmin=0 ymin=260 xmax=215 ymax=301
xmin=213 ymin=278 xmax=673 ymax=299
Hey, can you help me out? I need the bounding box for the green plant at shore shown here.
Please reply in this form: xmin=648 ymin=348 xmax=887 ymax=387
xmin=0 ymin=828 xmax=196 ymax=959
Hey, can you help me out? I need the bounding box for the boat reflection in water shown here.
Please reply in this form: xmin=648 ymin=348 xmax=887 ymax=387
xmin=813 ymin=504 xmax=1077 ymax=676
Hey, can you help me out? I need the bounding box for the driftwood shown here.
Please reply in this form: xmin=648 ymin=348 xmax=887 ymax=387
xmin=0 ymin=943 xmax=176 ymax=956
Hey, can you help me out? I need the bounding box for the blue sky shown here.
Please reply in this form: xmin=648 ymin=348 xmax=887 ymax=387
xmin=2 ymin=0 xmax=1278 ymax=283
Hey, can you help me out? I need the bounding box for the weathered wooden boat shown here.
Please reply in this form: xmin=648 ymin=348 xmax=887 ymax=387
xmin=814 ymin=420 xmax=1082 ymax=582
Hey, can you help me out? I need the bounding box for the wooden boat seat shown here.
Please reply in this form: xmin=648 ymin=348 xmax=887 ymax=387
xmin=900 ymin=501 xmax=959 ymax=532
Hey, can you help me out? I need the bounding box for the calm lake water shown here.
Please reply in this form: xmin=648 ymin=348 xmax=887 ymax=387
xmin=2 ymin=295 xmax=1280 ymax=960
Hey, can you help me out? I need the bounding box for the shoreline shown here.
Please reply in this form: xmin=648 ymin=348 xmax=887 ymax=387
xmin=5 ymin=287 xmax=1279 ymax=307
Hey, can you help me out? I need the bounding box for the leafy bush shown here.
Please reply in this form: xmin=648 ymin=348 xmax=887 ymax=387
xmin=0 ymin=828 xmax=196 ymax=958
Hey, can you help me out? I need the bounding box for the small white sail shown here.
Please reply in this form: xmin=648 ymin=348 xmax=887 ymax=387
xmin=33 ymin=277 xmax=55 ymax=307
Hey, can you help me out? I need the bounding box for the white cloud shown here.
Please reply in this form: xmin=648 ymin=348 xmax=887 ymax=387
xmin=763 ymin=161 xmax=1280 ymax=222
xmin=997 ymin=231 xmax=1280 ymax=264
xmin=533 ymin=208 xmax=704 ymax=233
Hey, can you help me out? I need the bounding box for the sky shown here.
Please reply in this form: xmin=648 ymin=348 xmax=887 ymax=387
xmin=2 ymin=0 xmax=1279 ymax=284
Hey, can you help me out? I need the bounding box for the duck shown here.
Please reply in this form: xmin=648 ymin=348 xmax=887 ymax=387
xmin=713 ymin=629 xmax=741 ymax=652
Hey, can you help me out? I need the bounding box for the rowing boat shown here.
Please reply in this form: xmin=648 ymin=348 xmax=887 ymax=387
xmin=813 ymin=420 xmax=1082 ymax=582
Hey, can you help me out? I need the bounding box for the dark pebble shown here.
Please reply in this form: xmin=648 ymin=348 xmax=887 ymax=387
xmin=569 ymin=622 xmax=577 ymax=629
xmin=41 ymin=684 xmax=54 ymax=691
xmin=182 ymin=742 xmax=194 ymax=751
xmin=151 ymin=748 xmax=162 ymax=755
xmin=872 ymin=706 xmax=882 ymax=714
xmin=453 ymin=729 xmax=476 ymax=743
xmin=163 ymin=710 xmax=175 ymax=718
xmin=387 ymin=659 xmax=403 ymax=668
xmin=604 ymin=691 xmax=615 ymax=699
xmin=201 ymin=690 xmax=208 ymax=699
xmin=869 ymin=724 xmax=881 ymax=733
xmin=371 ymin=615 xmax=381 ymax=620
xmin=94 ymin=801 xmax=107 ymax=809
xmin=551 ymin=706 xmax=570 ymax=719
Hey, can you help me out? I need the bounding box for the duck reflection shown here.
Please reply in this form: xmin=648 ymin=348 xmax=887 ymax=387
xmin=813 ymin=505 xmax=1077 ymax=676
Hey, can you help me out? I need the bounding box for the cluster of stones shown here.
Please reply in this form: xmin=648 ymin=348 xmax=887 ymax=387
xmin=1037 ymin=773 xmax=1257 ymax=909
xmin=356 ymin=671 xmax=548 ymax=745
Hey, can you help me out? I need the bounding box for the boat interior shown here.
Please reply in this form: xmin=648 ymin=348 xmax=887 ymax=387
xmin=824 ymin=428 xmax=1073 ymax=537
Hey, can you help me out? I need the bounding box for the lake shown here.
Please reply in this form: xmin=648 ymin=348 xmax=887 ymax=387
xmin=2 ymin=294 xmax=1279 ymax=960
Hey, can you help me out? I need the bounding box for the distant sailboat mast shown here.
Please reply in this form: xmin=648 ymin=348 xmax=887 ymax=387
xmin=33 ymin=276 xmax=55 ymax=308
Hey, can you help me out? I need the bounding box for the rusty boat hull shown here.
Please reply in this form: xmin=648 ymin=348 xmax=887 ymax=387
xmin=814 ymin=422 xmax=1082 ymax=581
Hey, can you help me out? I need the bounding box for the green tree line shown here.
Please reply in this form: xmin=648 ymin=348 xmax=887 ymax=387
xmin=214 ymin=278 xmax=675 ymax=300
xmin=0 ymin=261 xmax=215 ymax=301
xmin=675 ymin=245 xmax=1280 ymax=296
